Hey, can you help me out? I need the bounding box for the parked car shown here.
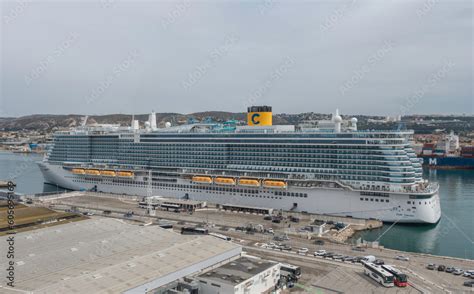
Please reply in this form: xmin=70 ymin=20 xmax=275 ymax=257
xmin=265 ymin=228 xmax=274 ymax=234
xmin=464 ymin=281 xmax=474 ymax=288
xmin=453 ymin=269 xmax=463 ymax=275
xmin=314 ymin=240 xmax=325 ymax=245
xmin=427 ymin=263 xmax=436 ymax=270
xmin=374 ymin=259 xmax=385 ymax=265
xmin=297 ymin=248 xmax=309 ymax=255
xmin=437 ymin=265 xmax=446 ymax=271
xmin=334 ymin=222 xmax=346 ymax=230
xmin=290 ymin=216 xmax=300 ymax=223
xmin=280 ymin=244 xmax=292 ymax=251
xmin=463 ymin=272 xmax=472 ymax=277
xmin=343 ymin=256 xmax=354 ymax=262
xmin=445 ymin=267 xmax=455 ymax=273
xmin=395 ymin=255 xmax=410 ymax=261
xmin=323 ymin=252 xmax=335 ymax=258
xmin=314 ymin=250 xmax=326 ymax=256
xmin=263 ymin=215 xmax=272 ymax=220
xmin=354 ymin=257 xmax=364 ymax=263
xmin=332 ymin=254 xmax=345 ymax=260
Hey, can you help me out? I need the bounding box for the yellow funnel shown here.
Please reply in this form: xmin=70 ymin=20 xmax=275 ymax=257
xmin=247 ymin=106 xmax=272 ymax=126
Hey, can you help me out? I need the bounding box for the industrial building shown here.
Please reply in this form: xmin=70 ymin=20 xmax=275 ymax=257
xmin=0 ymin=218 xmax=241 ymax=293
xmin=155 ymin=256 xmax=281 ymax=294
xmin=195 ymin=256 xmax=280 ymax=294
xmin=139 ymin=197 xmax=206 ymax=212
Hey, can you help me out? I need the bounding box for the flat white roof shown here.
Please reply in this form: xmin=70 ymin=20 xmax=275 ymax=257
xmin=0 ymin=218 xmax=241 ymax=293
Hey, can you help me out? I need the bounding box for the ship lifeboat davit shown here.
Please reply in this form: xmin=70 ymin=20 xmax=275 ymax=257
xmin=117 ymin=171 xmax=134 ymax=177
xmin=215 ymin=177 xmax=236 ymax=185
xmin=85 ymin=169 xmax=100 ymax=176
xmin=263 ymin=180 xmax=287 ymax=188
xmin=71 ymin=168 xmax=85 ymax=175
xmin=100 ymin=170 xmax=116 ymax=177
xmin=192 ymin=176 xmax=212 ymax=184
xmin=239 ymin=178 xmax=260 ymax=187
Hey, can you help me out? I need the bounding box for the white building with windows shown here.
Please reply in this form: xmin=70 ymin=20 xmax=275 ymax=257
xmin=196 ymin=256 xmax=281 ymax=294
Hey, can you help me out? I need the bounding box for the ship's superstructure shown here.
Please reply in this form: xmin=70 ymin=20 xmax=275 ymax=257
xmin=38 ymin=107 xmax=441 ymax=223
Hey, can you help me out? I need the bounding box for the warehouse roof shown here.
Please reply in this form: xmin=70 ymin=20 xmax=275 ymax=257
xmin=196 ymin=256 xmax=277 ymax=286
xmin=0 ymin=218 xmax=240 ymax=293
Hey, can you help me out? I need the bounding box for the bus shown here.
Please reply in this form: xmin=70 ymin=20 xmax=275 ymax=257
xmin=381 ymin=265 xmax=408 ymax=287
xmin=138 ymin=201 xmax=159 ymax=209
xmin=180 ymin=227 xmax=208 ymax=235
xmin=280 ymin=263 xmax=301 ymax=281
xmin=209 ymin=232 xmax=232 ymax=241
xmin=363 ymin=262 xmax=394 ymax=287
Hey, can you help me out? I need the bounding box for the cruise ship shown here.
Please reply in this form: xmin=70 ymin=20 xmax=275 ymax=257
xmin=38 ymin=106 xmax=441 ymax=224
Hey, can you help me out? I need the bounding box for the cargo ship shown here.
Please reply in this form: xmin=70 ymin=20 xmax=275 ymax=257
xmin=417 ymin=132 xmax=474 ymax=169
xmin=38 ymin=106 xmax=441 ymax=224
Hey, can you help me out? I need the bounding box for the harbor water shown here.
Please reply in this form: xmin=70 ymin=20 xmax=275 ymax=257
xmin=353 ymin=169 xmax=474 ymax=260
xmin=1 ymin=151 xmax=473 ymax=259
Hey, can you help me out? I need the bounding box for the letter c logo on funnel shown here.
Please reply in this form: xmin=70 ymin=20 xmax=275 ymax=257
xmin=251 ymin=113 xmax=260 ymax=125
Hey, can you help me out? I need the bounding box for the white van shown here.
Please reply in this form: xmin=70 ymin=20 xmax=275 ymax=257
xmin=362 ymin=255 xmax=376 ymax=263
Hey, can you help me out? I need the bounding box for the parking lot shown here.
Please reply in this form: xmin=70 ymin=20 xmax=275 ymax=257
xmin=216 ymin=226 xmax=474 ymax=293
xmin=38 ymin=192 xmax=474 ymax=293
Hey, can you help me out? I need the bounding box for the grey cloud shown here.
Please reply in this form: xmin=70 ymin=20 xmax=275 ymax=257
xmin=0 ymin=0 xmax=472 ymax=117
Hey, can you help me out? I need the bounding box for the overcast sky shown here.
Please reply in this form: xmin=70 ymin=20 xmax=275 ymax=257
xmin=1 ymin=0 xmax=472 ymax=117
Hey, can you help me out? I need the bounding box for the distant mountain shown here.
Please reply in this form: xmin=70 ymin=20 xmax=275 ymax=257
xmin=0 ymin=112 xmax=472 ymax=134
xmin=0 ymin=111 xmax=302 ymax=131
xmin=0 ymin=112 xmax=236 ymax=131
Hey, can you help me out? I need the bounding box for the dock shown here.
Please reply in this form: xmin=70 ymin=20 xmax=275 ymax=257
xmin=28 ymin=191 xmax=474 ymax=293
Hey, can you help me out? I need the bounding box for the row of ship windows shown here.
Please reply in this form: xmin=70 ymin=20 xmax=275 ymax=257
xmin=70 ymin=179 xmax=309 ymax=198
xmin=51 ymin=152 xmax=415 ymax=161
xmin=407 ymin=201 xmax=432 ymax=205
xmin=51 ymin=151 xmax=414 ymax=158
xmin=67 ymin=175 xmax=419 ymax=185
xmin=360 ymin=198 xmax=390 ymax=203
xmin=274 ymin=191 xmax=308 ymax=197
xmin=53 ymin=145 xmax=413 ymax=156
xmin=53 ymin=142 xmax=408 ymax=150
xmin=54 ymin=159 xmax=419 ymax=171
xmin=53 ymin=161 xmax=420 ymax=174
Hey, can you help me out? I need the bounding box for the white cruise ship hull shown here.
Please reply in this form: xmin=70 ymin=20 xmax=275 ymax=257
xmin=38 ymin=162 xmax=441 ymax=224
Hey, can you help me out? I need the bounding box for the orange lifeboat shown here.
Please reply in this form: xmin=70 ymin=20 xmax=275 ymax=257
xmin=215 ymin=177 xmax=236 ymax=185
xmin=71 ymin=168 xmax=85 ymax=175
xmin=85 ymin=169 xmax=100 ymax=175
xmin=192 ymin=176 xmax=212 ymax=184
xmin=239 ymin=178 xmax=260 ymax=187
xmin=263 ymin=180 xmax=287 ymax=188
xmin=100 ymin=170 xmax=116 ymax=177
xmin=117 ymin=171 xmax=134 ymax=177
